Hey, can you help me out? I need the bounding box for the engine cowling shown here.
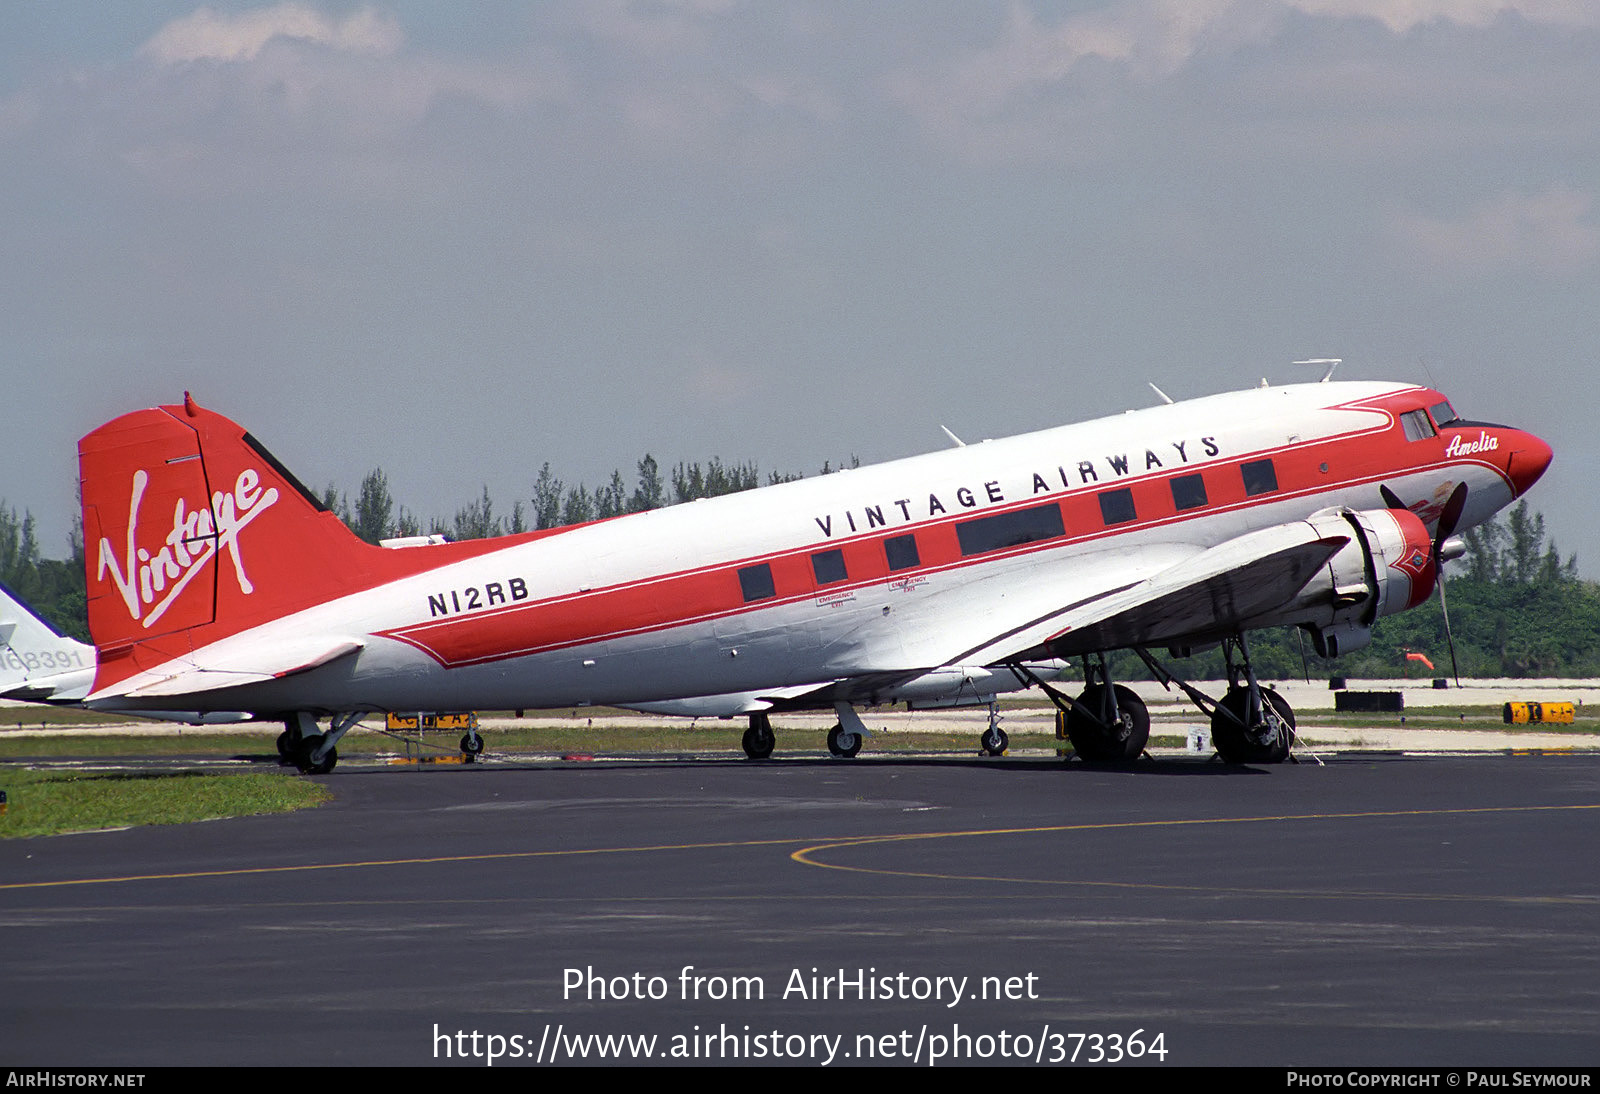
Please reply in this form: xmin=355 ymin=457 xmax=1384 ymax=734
xmin=1295 ymin=507 xmax=1436 ymax=658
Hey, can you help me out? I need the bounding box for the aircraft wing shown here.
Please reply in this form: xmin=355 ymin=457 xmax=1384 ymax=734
xmin=942 ymin=523 xmax=1352 ymax=667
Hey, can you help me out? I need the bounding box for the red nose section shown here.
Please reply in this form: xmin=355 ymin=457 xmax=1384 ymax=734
xmin=1505 ymin=432 xmax=1553 ymax=498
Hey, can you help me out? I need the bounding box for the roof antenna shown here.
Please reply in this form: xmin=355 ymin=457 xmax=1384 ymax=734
xmin=1147 ymin=382 xmax=1174 ymax=405
xmin=1416 ymin=354 xmax=1442 ymax=391
xmin=939 ymin=425 xmax=966 ymax=448
xmin=1293 ymin=358 xmax=1341 ymax=383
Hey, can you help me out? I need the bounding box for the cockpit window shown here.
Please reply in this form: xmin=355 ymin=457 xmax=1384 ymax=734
xmin=1401 ymin=408 xmax=1436 ymax=442
xmin=1429 ymin=400 xmax=1459 ymax=428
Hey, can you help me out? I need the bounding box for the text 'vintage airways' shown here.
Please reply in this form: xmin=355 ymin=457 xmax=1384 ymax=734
xmin=811 ymin=435 xmax=1220 ymax=539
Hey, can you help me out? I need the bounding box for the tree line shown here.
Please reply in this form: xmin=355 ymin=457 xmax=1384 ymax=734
xmin=314 ymin=453 xmax=841 ymax=544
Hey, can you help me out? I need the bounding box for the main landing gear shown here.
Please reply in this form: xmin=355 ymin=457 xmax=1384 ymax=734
xmin=1012 ymin=637 xmax=1297 ymax=765
xmin=1131 ymin=634 xmax=1297 ymax=764
xmin=1207 ymin=635 xmax=1296 ymax=764
xmin=1012 ymin=653 xmax=1150 ymax=762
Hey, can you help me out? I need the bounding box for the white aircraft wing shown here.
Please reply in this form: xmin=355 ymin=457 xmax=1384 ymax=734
xmin=936 ymin=522 xmax=1351 ymax=668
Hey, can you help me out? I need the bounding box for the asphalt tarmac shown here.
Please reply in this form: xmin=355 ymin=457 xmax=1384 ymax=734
xmin=2 ymin=751 xmax=1597 ymax=1067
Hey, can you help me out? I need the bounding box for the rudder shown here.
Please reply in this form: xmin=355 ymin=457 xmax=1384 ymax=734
xmin=79 ymin=394 xmax=378 ymax=695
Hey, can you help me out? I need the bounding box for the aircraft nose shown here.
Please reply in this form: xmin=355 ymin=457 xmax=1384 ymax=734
xmin=1505 ymin=431 xmax=1553 ymax=498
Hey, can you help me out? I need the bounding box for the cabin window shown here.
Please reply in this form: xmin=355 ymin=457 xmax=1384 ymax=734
xmin=1401 ymin=408 xmax=1435 ymax=441
xmin=1170 ymin=473 xmax=1208 ymax=511
xmin=1429 ymin=400 xmax=1459 ymax=427
xmin=1241 ymin=459 xmax=1279 ymax=496
xmin=955 ymin=503 xmax=1065 ymax=557
xmin=884 ymin=534 xmax=920 ymax=572
xmin=738 ymin=563 xmax=775 ymax=602
xmin=811 ymin=548 xmax=847 ymax=585
xmin=1098 ymin=487 xmax=1136 ymax=526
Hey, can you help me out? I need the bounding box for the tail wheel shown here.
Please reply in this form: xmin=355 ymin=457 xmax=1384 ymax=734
xmin=979 ymin=726 xmax=1009 ymax=756
xmin=1066 ymin=684 xmax=1149 ymax=762
xmin=460 ymin=733 xmax=485 ymax=763
xmin=1211 ymin=688 xmax=1295 ymax=764
xmin=826 ymin=723 xmax=862 ymax=758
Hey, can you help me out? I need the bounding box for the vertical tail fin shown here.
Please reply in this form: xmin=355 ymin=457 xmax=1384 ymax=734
xmin=79 ymin=394 xmax=379 ymax=695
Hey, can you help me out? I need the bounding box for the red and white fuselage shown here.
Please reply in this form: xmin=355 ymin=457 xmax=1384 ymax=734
xmin=77 ymin=381 xmax=1551 ymax=719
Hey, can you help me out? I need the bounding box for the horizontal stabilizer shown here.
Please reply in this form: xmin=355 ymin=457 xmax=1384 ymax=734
xmin=104 ymin=637 xmax=365 ymax=699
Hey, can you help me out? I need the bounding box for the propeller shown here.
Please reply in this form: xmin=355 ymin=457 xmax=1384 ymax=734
xmin=1431 ymin=483 xmax=1468 ymax=688
xmin=1380 ymin=483 xmax=1467 ymax=686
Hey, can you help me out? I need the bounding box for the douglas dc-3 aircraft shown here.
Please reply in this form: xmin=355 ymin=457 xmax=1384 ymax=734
xmin=75 ymin=379 xmax=1550 ymax=773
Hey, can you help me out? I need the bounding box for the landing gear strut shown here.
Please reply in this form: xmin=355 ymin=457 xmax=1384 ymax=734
xmin=742 ymin=712 xmax=775 ymax=760
xmin=1209 ymin=635 xmax=1295 ymax=764
xmin=826 ymin=702 xmax=871 ymax=759
xmin=1131 ymin=638 xmax=1298 ymax=765
xmin=1066 ymin=654 xmax=1150 ymax=762
xmin=282 ymin=711 xmax=364 ymax=774
xmin=978 ymin=702 xmax=1008 ymax=756
xmin=1008 ymin=654 xmax=1149 ymax=762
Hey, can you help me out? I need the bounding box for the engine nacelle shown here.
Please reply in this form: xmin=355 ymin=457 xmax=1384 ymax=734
xmin=1287 ymin=508 xmax=1436 ymax=658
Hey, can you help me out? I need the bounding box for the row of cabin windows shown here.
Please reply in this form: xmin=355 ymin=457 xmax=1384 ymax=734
xmin=737 ymin=458 xmax=1282 ymax=602
xmin=1100 ymin=459 xmax=1277 ymax=526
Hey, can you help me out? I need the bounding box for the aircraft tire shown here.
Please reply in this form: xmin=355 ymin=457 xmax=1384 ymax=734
xmin=979 ymin=726 xmax=1009 ymax=756
xmin=826 ymin=723 xmax=862 ymax=758
xmin=275 ymin=730 xmax=294 ymax=764
xmin=460 ymin=733 xmax=484 ymax=762
xmin=1210 ymin=687 xmax=1295 ymax=764
xmin=296 ymin=733 xmax=338 ymax=775
xmin=742 ymin=722 xmax=775 ymax=760
xmin=1066 ymin=685 xmax=1149 ymax=762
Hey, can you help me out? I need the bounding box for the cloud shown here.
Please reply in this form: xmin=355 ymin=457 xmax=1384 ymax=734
xmin=140 ymin=3 xmax=403 ymax=65
xmin=1292 ymin=1 xmax=1600 ymax=34
xmin=889 ymin=0 xmax=1600 ymax=145
xmin=1392 ymin=186 xmax=1600 ymax=276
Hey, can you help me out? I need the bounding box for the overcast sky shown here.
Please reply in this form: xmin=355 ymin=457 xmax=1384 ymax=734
xmin=4 ymin=1 xmax=1596 ymax=573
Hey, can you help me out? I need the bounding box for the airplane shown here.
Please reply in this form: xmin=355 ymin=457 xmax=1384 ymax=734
xmin=74 ymin=380 xmax=1551 ymax=773
xmin=1 ymin=581 xmax=96 ymax=704
xmin=0 ymin=581 xmax=255 ymax=725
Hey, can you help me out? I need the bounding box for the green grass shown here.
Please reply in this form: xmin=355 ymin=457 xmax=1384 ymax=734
xmin=0 ymin=707 xmax=140 ymax=730
xmin=0 ymin=769 xmax=331 ymax=839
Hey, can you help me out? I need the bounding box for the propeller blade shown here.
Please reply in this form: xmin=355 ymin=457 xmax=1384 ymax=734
xmin=1436 ymin=482 xmax=1468 ymax=545
xmin=1431 ymin=483 xmax=1468 ymax=688
xmin=1436 ymin=570 xmax=1462 ymax=688
xmin=1379 ymin=484 xmax=1406 ymax=511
